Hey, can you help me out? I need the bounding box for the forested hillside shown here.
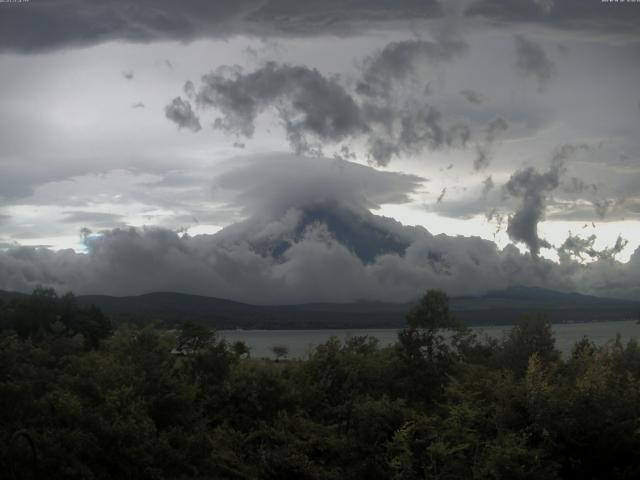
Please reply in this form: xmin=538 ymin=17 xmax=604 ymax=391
xmin=2 ymin=289 xmax=640 ymax=479
xmin=2 ymin=287 xmax=636 ymax=330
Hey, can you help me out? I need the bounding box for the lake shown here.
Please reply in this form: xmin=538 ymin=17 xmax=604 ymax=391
xmin=219 ymin=320 xmax=640 ymax=359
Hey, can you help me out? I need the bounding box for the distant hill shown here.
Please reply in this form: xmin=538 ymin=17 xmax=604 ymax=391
xmin=2 ymin=287 xmax=637 ymax=329
xmin=0 ymin=290 xmax=28 ymax=303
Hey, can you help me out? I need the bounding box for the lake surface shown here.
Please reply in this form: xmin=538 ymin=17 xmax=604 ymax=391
xmin=220 ymin=320 xmax=640 ymax=359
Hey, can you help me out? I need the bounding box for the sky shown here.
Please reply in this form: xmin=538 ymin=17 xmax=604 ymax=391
xmin=0 ymin=0 xmax=639 ymax=303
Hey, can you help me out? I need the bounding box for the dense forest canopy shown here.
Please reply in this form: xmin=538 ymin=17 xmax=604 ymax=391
xmin=1 ymin=289 xmax=640 ymax=479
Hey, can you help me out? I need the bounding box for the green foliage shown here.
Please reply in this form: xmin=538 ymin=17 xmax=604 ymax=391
xmin=271 ymin=344 xmax=289 ymax=361
xmin=1 ymin=288 xmax=640 ymax=479
xmin=0 ymin=287 xmax=112 ymax=349
xmin=498 ymin=315 xmax=560 ymax=376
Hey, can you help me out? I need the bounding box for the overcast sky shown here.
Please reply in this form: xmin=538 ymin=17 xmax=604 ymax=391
xmin=0 ymin=0 xmax=639 ymax=302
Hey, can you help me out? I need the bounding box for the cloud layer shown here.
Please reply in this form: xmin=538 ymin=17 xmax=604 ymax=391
xmin=2 ymin=0 xmax=638 ymax=53
xmin=1 ymin=156 xmax=638 ymax=303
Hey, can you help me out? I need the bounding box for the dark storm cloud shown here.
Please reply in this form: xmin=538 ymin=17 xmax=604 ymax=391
xmin=164 ymin=97 xmax=201 ymax=132
xmin=398 ymin=108 xmax=445 ymax=151
xmin=361 ymin=103 xmax=470 ymax=166
xmin=194 ymin=63 xmax=366 ymax=152
xmin=0 ymin=0 xmax=266 ymax=53
xmin=503 ymin=144 xmax=591 ymax=256
xmin=505 ymin=159 xmax=563 ymax=257
xmin=470 ymin=0 xmax=640 ymax=37
xmin=178 ymin=63 xmax=471 ymax=165
xmin=2 ymin=0 xmax=638 ymax=54
xmin=356 ymin=0 xmax=469 ymax=99
xmin=514 ymin=35 xmax=557 ymax=92
xmin=356 ymin=38 xmax=467 ymax=99
xmin=386 ymin=108 xmax=472 ymax=164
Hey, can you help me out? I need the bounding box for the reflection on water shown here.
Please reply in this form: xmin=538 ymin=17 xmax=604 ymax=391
xmin=219 ymin=320 xmax=640 ymax=359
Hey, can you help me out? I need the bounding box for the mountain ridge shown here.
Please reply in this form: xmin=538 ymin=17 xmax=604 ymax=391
xmin=1 ymin=286 xmax=637 ymax=329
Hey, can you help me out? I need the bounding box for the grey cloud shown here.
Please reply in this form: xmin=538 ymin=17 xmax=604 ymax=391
xmin=486 ymin=117 xmax=508 ymax=142
xmin=0 ymin=161 xmax=103 ymax=202
xmin=213 ymin=154 xmax=424 ymax=217
xmin=193 ymin=63 xmax=365 ymax=152
xmin=558 ymin=233 xmax=628 ymax=262
xmin=593 ymin=199 xmax=616 ymax=220
xmin=446 ymin=124 xmax=471 ymax=148
xmin=469 ymin=0 xmax=640 ymax=38
xmin=430 ymin=193 xmax=498 ymax=220
xmin=356 ymin=0 xmax=468 ymax=99
xmin=131 ymin=102 xmax=145 ymax=109
xmin=122 ymin=70 xmax=134 ymax=80
xmin=558 ymin=234 xmax=600 ymax=261
xmin=460 ymin=89 xmax=485 ymax=105
xmin=1 ymin=200 xmax=638 ymax=303
xmin=533 ymin=0 xmax=554 ymax=15
xmin=0 ymin=0 xmax=266 ymax=54
xmin=437 ymin=188 xmax=447 ymax=203
xmin=551 ymin=143 xmax=587 ymax=165
xmin=562 ymin=177 xmax=596 ymax=195
xmin=473 ymin=117 xmax=508 ymax=171
xmin=62 ymin=211 xmax=125 ymax=227
xmin=544 ymin=200 xmax=634 ymax=223
xmin=366 ymin=138 xmax=399 ymax=167
xmin=474 ymin=147 xmax=490 ymax=171
xmin=398 ymin=107 xmax=445 ymax=152
xmin=505 ymin=160 xmax=563 ymax=256
xmin=0 ymin=155 xmax=638 ymax=302
xmin=165 ymin=97 xmax=202 ymax=132
xmin=367 ymin=106 xmax=472 ymax=166
xmin=2 ymin=0 xmax=638 ymax=54
xmin=482 ymin=175 xmax=494 ymax=196
xmin=504 ymin=143 xmax=591 ymax=255
xmin=178 ymin=63 xmax=471 ymax=166
xmin=356 ymin=37 xmax=467 ymax=99
xmin=514 ymin=35 xmax=556 ymax=92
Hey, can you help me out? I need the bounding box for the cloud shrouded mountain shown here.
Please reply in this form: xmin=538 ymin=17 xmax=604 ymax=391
xmin=0 ymin=156 xmax=638 ymax=304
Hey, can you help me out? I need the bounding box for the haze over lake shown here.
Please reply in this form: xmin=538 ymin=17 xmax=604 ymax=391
xmin=220 ymin=320 xmax=640 ymax=359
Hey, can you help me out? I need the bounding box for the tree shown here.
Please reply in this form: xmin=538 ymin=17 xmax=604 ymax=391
xmin=176 ymin=321 xmax=214 ymax=353
xmin=231 ymin=340 xmax=251 ymax=359
xmin=0 ymin=288 xmax=111 ymax=349
xmin=499 ymin=315 xmax=560 ymax=376
xmin=406 ymin=290 xmax=455 ymax=331
xmin=272 ymin=345 xmax=289 ymax=362
xmin=398 ymin=290 xmax=462 ymax=362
